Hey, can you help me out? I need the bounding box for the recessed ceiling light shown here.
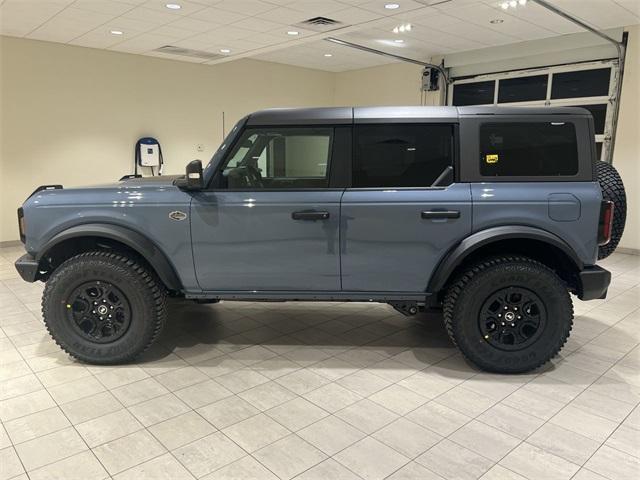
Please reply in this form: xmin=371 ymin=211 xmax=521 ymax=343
xmin=165 ymin=3 xmax=181 ymax=9
xmin=220 ymin=48 xmax=231 ymax=53
xmin=392 ymin=23 xmax=412 ymax=34
xmin=385 ymin=3 xmax=400 ymax=9
xmin=110 ymin=30 xmax=123 ymax=35
xmin=490 ymin=19 xmax=504 ymax=24
xmin=287 ymin=30 xmax=300 ymax=35
xmin=324 ymin=53 xmax=333 ymax=57
xmin=394 ymin=39 xmax=404 ymax=43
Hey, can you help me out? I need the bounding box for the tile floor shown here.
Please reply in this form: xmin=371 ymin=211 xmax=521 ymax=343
xmin=0 ymin=244 xmax=638 ymax=480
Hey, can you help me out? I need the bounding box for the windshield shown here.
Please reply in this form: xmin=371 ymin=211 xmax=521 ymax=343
xmin=203 ymin=116 xmax=247 ymax=182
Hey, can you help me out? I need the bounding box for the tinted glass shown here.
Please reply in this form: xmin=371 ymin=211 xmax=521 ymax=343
xmin=480 ymin=122 xmax=578 ymax=177
xmin=551 ymin=68 xmax=611 ymax=99
xmin=453 ymin=81 xmax=495 ymax=106
xmin=578 ymin=104 xmax=607 ymax=134
xmin=353 ymin=124 xmax=454 ymax=188
xmin=498 ymin=75 xmax=548 ymax=103
xmin=221 ymin=127 xmax=332 ymax=189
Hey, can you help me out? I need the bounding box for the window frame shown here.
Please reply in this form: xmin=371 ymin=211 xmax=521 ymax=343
xmin=347 ymin=122 xmax=460 ymax=190
xmin=458 ymin=115 xmax=594 ymax=183
xmin=478 ymin=121 xmax=580 ymax=178
xmin=207 ymin=125 xmax=350 ymax=191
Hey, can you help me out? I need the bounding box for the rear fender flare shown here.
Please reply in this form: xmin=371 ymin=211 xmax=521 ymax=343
xmin=427 ymin=225 xmax=584 ymax=293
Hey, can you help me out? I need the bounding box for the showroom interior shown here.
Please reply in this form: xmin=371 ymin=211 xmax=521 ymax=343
xmin=1 ymin=1 xmax=639 ymax=479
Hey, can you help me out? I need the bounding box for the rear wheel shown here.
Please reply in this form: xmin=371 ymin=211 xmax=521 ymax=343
xmin=443 ymin=256 xmax=573 ymax=373
xmin=596 ymin=160 xmax=626 ymax=259
xmin=42 ymin=251 xmax=166 ymax=364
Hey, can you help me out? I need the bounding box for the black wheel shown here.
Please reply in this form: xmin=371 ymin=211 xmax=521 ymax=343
xmin=42 ymin=251 xmax=166 ymax=364
xmin=443 ymin=256 xmax=573 ymax=373
xmin=596 ymin=161 xmax=626 ymax=259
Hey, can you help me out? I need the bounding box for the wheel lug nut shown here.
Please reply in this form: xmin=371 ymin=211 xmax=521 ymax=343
xmin=501 ymin=322 xmax=505 ymax=326
xmin=517 ymin=315 xmax=522 ymax=319
xmin=498 ymin=314 xmax=502 ymax=317
xmin=514 ymin=307 xmax=518 ymax=311
xmin=504 ymin=306 xmax=508 ymax=310
xmin=511 ymin=323 xmax=515 ymax=327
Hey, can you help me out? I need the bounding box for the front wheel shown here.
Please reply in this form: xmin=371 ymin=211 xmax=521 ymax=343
xmin=42 ymin=251 xmax=166 ymax=364
xmin=443 ymin=256 xmax=573 ymax=373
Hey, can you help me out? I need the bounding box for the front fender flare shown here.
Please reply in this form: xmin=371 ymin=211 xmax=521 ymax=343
xmin=37 ymin=223 xmax=182 ymax=291
xmin=427 ymin=225 xmax=584 ymax=293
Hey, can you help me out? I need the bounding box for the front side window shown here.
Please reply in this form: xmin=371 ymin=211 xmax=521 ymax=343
xmin=220 ymin=127 xmax=332 ymax=189
xmin=480 ymin=122 xmax=578 ymax=177
xmin=353 ymin=124 xmax=454 ymax=188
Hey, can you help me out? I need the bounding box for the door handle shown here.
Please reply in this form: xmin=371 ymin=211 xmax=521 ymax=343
xmin=292 ymin=210 xmax=330 ymax=221
xmin=421 ymin=210 xmax=460 ymax=219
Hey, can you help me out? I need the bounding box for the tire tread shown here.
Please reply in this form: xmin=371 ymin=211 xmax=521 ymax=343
xmin=42 ymin=250 xmax=166 ymax=364
xmin=443 ymin=255 xmax=573 ymax=373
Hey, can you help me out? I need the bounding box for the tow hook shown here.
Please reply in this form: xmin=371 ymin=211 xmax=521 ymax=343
xmin=389 ymin=301 xmax=420 ymax=316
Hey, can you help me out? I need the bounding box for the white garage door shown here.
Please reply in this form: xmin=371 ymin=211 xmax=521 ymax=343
xmin=448 ymin=59 xmax=620 ymax=162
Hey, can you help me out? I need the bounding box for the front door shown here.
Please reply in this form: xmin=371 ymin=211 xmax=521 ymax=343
xmin=340 ymin=123 xmax=472 ymax=292
xmin=191 ymin=126 xmax=343 ymax=292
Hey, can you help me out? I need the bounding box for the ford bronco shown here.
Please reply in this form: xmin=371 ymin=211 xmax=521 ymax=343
xmin=15 ymin=106 xmax=626 ymax=373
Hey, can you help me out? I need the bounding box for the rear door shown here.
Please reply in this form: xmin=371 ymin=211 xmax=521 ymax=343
xmin=340 ymin=120 xmax=472 ymax=292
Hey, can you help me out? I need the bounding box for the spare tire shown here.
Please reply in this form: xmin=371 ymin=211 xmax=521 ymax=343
xmin=596 ymin=161 xmax=626 ymax=259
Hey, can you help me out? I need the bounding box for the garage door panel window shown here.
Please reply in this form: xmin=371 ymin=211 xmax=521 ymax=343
xmin=498 ymin=75 xmax=548 ymax=103
xmin=550 ymin=68 xmax=611 ymax=99
xmin=221 ymin=128 xmax=332 ymax=189
xmin=353 ymin=124 xmax=454 ymax=188
xmin=480 ymin=122 xmax=579 ymax=177
xmin=452 ymin=81 xmax=495 ymax=106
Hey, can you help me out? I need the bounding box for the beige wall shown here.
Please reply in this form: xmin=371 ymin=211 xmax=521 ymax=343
xmin=333 ymin=62 xmax=437 ymax=106
xmin=0 ymin=36 xmax=334 ymax=241
xmin=612 ymin=25 xmax=639 ymax=251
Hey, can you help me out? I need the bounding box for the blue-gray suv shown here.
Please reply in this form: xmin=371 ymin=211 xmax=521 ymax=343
xmin=15 ymin=106 xmax=627 ymax=373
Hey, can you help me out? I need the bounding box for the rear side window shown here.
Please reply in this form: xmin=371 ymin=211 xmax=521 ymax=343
xmin=480 ymin=122 xmax=579 ymax=177
xmin=353 ymin=124 xmax=454 ymax=188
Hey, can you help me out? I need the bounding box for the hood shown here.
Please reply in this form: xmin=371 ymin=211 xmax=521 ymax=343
xmin=74 ymin=175 xmax=182 ymax=190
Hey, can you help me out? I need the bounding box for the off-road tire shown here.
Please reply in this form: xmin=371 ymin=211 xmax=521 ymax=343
xmin=42 ymin=251 xmax=166 ymax=364
xmin=596 ymin=160 xmax=626 ymax=259
xmin=443 ymin=256 xmax=573 ymax=373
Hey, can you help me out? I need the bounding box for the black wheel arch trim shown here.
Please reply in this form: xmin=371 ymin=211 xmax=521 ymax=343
xmin=427 ymin=225 xmax=585 ymax=293
xmin=36 ymin=223 xmax=182 ymax=291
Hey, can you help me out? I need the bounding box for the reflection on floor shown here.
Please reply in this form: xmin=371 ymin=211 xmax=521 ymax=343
xmin=1 ymin=245 xmax=638 ymax=480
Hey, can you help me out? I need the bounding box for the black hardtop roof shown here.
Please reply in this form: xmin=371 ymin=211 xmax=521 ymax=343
xmin=246 ymin=105 xmax=591 ymax=126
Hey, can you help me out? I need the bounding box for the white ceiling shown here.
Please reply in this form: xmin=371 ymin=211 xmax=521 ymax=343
xmin=0 ymin=0 xmax=638 ymax=72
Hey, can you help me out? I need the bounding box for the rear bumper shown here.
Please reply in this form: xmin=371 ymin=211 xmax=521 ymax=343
xmin=15 ymin=254 xmax=39 ymax=282
xmin=578 ymin=265 xmax=611 ymax=301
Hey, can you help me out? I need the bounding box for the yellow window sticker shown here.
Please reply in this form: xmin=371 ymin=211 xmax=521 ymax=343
xmin=485 ymin=154 xmax=499 ymax=164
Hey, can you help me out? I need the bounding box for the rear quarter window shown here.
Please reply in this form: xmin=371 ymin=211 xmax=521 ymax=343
xmin=480 ymin=122 xmax=579 ymax=177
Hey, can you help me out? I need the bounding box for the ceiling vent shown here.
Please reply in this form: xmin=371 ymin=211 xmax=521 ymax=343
xmin=153 ymin=45 xmax=224 ymax=61
xmin=295 ymin=16 xmax=345 ymax=32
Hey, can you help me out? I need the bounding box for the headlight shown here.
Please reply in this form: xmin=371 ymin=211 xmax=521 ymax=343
xmin=17 ymin=208 xmax=25 ymax=243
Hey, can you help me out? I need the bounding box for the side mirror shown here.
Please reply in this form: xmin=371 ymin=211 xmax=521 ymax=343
xmin=175 ymin=160 xmax=204 ymax=190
